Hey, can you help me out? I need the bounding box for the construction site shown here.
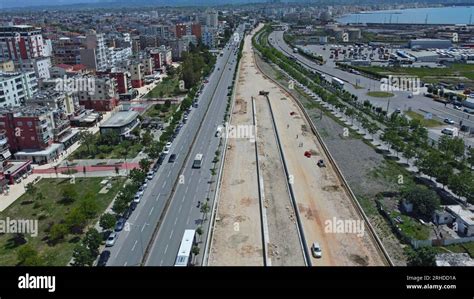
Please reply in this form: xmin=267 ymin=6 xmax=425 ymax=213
xmin=209 ymin=24 xmax=388 ymax=266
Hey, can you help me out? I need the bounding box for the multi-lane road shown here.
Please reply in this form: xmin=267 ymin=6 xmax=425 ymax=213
xmin=269 ymin=30 xmax=474 ymax=148
xmin=105 ymin=26 xmax=244 ymax=266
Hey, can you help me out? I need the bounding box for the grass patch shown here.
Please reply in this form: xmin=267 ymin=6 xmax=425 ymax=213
xmin=405 ymin=111 xmax=443 ymax=128
xmin=367 ymin=91 xmax=394 ymax=98
xmin=369 ymin=160 xmax=415 ymax=188
xmin=72 ymin=133 xmax=143 ymax=160
xmin=0 ymin=177 xmax=125 ymax=266
xmin=391 ymin=211 xmax=430 ymax=240
xmin=434 ymin=242 xmax=474 ymax=258
xmin=143 ymin=103 xmax=178 ymax=123
xmin=145 ymin=76 xmax=185 ymax=98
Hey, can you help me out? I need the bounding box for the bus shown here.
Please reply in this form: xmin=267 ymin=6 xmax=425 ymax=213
xmin=331 ymin=77 xmax=344 ymax=89
xmin=174 ymin=229 xmax=196 ymax=267
xmin=192 ymin=154 xmax=203 ymax=168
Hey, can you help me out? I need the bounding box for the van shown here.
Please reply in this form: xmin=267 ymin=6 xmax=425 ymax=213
xmin=441 ymin=127 xmax=456 ymax=136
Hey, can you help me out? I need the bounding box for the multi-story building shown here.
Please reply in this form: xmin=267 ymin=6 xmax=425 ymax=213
xmin=52 ymin=36 xmax=82 ymax=65
xmin=0 ymin=25 xmax=47 ymax=62
xmin=97 ymin=69 xmax=131 ymax=94
xmin=191 ymin=23 xmax=202 ymax=39
xmin=76 ymin=76 xmax=118 ymax=111
xmin=106 ymin=47 xmax=132 ymax=67
xmin=17 ymin=57 xmax=51 ymax=80
xmin=202 ymin=27 xmax=218 ymax=49
xmin=150 ymin=49 xmax=163 ymax=70
xmin=0 ymin=60 xmax=15 ymax=72
xmin=175 ymin=23 xmax=189 ymax=39
xmin=129 ymin=62 xmax=145 ymax=88
xmin=0 ymin=71 xmax=38 ymax=107
xmin=80 ymin=30 xmax=108 ymax=71
xmin=26 ymin=89 xmax=77 ymax=116
xmin=0 ymin=107 xmax=54 ymax=153
xmin=206 ymin=10 xmax=219 ymax=28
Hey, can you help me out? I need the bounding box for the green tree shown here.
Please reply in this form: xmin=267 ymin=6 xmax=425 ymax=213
xmin=402 ymin=186 xmax=440 ymax=219
xmin=407 ymin=246 xmax=436 ymax=266
xmin=200 ymin=202 xmax=210 ymax=221
xmin=49 ymin=223 xmax=68 ymax=242
xmin=467 ymin=148 xmax=474 ymax=169
xmin=61 ymin=184 xmax=78 ymax=204
xmin=78 ymin=194 xmax=99 ymax=219
xmin=79 ymin=131 xmax=96 ymax=156
xmin=25 ymin=182 xmax=37 ymax=199
xmin=100 ymin=213 xmax=117 ymax=231
xmin=17 ymin=244 xmax=42 ymax=266
xmin=65 ymin=207 xmax=88 ymax=234
xmin=139 ymin=159 xmax=152 ymax=173
xmin=129 ymin=169 xmax=146 ymax=185
xmin=83 ymin=228 xmax=102 ymax=256
xmin=71 ymin=243 xmax=95 ymax=266
xmin=438 ymin=136 xmax=465 ymax=160
xmin=196 ymin=226 xmax=203 ymax=243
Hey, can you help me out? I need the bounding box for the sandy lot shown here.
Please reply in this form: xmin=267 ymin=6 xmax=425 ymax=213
xmin=209 ymin=27 xmax=264 ymax=266
xmin=211 ymin=24 xmax=385 ymax=266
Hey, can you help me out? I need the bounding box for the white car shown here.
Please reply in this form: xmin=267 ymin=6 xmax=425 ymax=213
xmin=105 ymin=232 xmax=118 ymax=247
xmin=165 ymin=142 xmax=172 ymax=149
xmin=163 ymin=147 xmax=170 ymax=154
xmin=147 ymin=173 xmax=154 ymax=180
xmin=133 ymin=193 xmax=142 ymax=203
xmin=311 ymin=242 xmax=322 ymax=258
xmin=444 ymin=118 xmax=455 ymax=125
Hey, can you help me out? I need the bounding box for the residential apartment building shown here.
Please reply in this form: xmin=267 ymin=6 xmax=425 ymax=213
xmin=0 ymin=71 xmax=38 ymax=107
xmin=76 ymin=76 xmax=118 ymax=111
xmin=80 ymin=30 xmax=108 ymax=71
xmin=0 ymin=25 xmax=47 ymax=62
xmin=52 ymin=36 xmax=82 ymax=65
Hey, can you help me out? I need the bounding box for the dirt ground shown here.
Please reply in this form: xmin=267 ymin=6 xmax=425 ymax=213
xmin=255 ymin=94 xmax=305 ymax=266
xmin=252 ymin=32 xmax=385 ymax=266
xmin=211 ymin=24 xmax=386 ymax=266
xmin=208 ymin=27 xmax=264 ymax=266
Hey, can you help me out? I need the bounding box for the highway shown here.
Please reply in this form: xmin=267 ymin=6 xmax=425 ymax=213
xmin=105 ymin=27 xmax=243 ymax=266
xmin=144 ymin=27 xmax=244 ymax=266
xmin=268 ymin=30 xmax=474 ymax=148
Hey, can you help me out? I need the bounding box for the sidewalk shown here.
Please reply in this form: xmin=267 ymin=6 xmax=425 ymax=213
xmin=0 ymin=110 xmax=115 ymax=211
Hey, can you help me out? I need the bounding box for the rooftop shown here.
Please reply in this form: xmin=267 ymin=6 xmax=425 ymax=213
xmin=100 ymin=110 xmax=139 ymax=128
xmin=435 ymin=253 xmax=474 ymax=266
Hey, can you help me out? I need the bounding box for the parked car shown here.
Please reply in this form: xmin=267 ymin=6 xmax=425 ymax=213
xmin=105 ymin=232 xmax=118 ymax=247
xmin=311 ymin=242 xmax=322 ymax=258
xmin=163 ymin=147 xmax=170 ymax=154
xmin=97 ymin=250 xmax=111 ymax=266
xmin=133 ymin=193 xmax=141 ymax=203
xmin=147 ymin=173 xmax=154 ymax=180
xmin=115 ymin=218 xmax=125 ymax=232
xmin=441 ymin=127 xmax=456 ymax=135
xmin=317 ymin=159 xmax=326 ymax=167
xmin=168 ymin=154 xmax=177 ymax=163
xmin=130 ymin=201 xmax=138 ymax=211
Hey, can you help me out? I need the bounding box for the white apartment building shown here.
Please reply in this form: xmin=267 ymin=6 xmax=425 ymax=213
xmin=0 ymin=71 xmax=38 ymax=107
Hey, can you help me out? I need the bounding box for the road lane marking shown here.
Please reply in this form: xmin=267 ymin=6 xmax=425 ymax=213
xmin=167 ymin=170 xmax=171 ymax=178
xmin=141 ymin=223 xmax=147 ymax=232
xmin=124 ymin=262 xmax=128 ymax=266
xmin=174 ymin=217 xmax=178 ymax=225
xmin=149 ymin=206 xmax=154 ymax=216
xmin=164 ymin=244 xmax=169 ymax=255
xmin=179 ymin=204 xmax=183 ymax=212
xmin=169 ymin=229 xmax=174 ymax=239
xmin=132 ymin=240 xmax=138 ymax=252
xmin=162 ymin=181 xmax=167 ymax=188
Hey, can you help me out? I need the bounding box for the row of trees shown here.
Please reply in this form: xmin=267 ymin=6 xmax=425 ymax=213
xmin=255 ymin=25 xmax=474 ymax=204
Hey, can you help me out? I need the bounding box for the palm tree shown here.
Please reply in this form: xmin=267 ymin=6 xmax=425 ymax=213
xmin=200 ymin=202 xmax=210 ymax=222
